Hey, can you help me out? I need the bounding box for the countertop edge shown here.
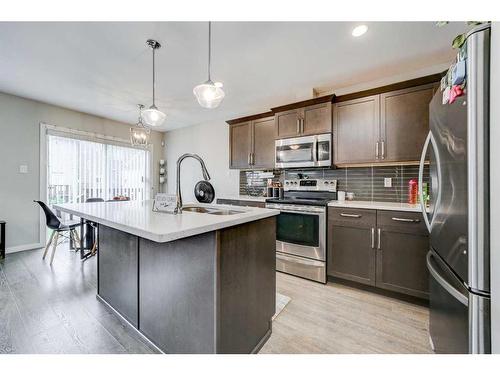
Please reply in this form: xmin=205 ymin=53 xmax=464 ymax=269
xmin=327 ymin=201 xmax=425 ymax=213
xmin=54 ymin=204 xmax=279 ymax=243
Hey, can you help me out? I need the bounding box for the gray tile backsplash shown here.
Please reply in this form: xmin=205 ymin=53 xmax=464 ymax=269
xmin=240 ymin=165 xmax=429 ymax=203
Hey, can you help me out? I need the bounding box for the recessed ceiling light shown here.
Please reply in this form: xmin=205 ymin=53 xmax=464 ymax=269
xmin=352 ymin=25 xmax=368 ymax=37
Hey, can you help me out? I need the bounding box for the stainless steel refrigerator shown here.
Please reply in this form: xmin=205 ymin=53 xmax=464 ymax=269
xmin=418 ymin=23 xmax=491 ymax=354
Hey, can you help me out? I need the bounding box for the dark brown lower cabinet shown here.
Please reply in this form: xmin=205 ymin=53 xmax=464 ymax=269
xmin=375 ymin=210 xmax=429 ymax=299
xmin=327 ymin=208 xmax=377 ymax=286
xmin=328 ymin=208 xmax=429 ymax=299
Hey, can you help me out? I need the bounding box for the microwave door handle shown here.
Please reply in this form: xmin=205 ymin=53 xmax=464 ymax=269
xmin=313 ymin=136 xmax=318 ymax=164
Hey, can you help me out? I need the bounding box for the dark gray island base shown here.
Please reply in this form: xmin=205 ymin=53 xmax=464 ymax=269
xmin=96 ymin=216 xmax=276 ymax=354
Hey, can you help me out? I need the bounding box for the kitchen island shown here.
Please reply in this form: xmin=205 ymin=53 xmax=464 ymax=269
xmin=54 ymin=200 xmax=279 ymax=354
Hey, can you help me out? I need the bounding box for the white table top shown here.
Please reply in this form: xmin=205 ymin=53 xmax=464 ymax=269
xmin=54 ymin=200 xmax=279 ymax=243
xmin=328 ymin=200 xmax=425 ymax=213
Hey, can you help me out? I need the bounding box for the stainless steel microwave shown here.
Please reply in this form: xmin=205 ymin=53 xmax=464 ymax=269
xmin=275 ymin=133 xmax=332 ymax=169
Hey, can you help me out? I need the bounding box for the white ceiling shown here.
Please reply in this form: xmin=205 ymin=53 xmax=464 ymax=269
xmin=0 ymin=22 xmax=468 ymax=131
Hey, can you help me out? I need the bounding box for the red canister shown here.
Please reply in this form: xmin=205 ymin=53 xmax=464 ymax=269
xmin=408 ymin=179 xmax=418 ymax=204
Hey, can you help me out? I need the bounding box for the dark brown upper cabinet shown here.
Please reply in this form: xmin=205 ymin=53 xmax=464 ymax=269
xmin=271 ymin=96 xmax=334 ymax=139
xmin=333 ymin=76 xmax=440 ymax=167
xmin=252 ymin=116 xmax=276 ymax=168
xmin=380 ymin=84 xmax=436 ymax=163
xmin=227 ymin=112 xmax=275 ymax=169
xmin=229 ymin=121 xmax=252 ymax=169
xmin=334 ymin=95 xmax=380 ymax=165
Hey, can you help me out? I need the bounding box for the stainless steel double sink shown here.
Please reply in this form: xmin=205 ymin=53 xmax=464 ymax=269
xmin=182 ymin=206 xmax=245 ymax=215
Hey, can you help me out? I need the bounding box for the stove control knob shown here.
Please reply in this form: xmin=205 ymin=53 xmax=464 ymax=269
xmin=324 ymin=181 xmax=329 ymax=185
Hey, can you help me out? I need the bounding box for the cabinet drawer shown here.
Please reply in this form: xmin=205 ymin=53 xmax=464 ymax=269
xmin=329 ymin=207 xmax=376 ymax=227
xmin=377 ymin=210 xmax=427 ymax=234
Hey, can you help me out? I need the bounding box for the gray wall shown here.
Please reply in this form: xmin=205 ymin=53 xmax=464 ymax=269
xmin=162 ymin=120 xmax=240 ymax=202
xmin=0 ymin=91 xmax=164 ymax=251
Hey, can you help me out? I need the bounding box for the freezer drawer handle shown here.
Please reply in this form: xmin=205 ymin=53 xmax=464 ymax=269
xmin=340 ymin=213 xmax=361 ymax=218
xmin=391 ymin=217 xmax=421 ymax=223
xmin=426 ymin=252 xmax=468 ymax=306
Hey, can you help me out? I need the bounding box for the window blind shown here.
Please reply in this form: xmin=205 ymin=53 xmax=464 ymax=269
xmin=47 ymin=134 xmax=148 ymax=204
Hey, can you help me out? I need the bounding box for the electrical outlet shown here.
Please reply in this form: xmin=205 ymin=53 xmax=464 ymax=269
xmin=19 ymin=165 xmax=28 ymax=174
xmin=384 ymin=177 xmax=392 ymax=188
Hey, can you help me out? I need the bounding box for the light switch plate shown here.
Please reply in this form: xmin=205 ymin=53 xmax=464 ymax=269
xmin=19 ymin=165 xmax=28 ymax=174
xmin=384 ymin=177 xmax=392 ymax=188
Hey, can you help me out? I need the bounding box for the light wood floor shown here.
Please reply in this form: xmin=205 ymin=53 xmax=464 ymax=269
xmin=0 ymin=245 xmax=431 ymax=354
xmin=261 ymin=272 xmax=432 ymax=353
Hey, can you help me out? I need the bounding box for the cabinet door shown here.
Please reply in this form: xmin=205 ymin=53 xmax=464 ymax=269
xmin=380 ymin=84 xmax=436 ymax=162
xmin=98 ymin=225 xmax=139 ymax=327
xmin=252 ymin=116 xmax=275 ymax=168
xmin=275 ymin=109 xmax=301 ymax=139
xmin=327 ymin=208 xmax=377 ymax=285
xmin=376 ymin=210 xmax=429 ymax=299
xmin=333 ymin=95 xmax=380 ymax=165
xmin=229 ymin=121 xmax=252 ymax=169
xmin=302 ymin=102 xmax=332 ymax=135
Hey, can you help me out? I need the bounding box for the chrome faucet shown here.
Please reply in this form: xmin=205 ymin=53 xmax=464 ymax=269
xmin=175 ymin=153 xmax=211 ymax=214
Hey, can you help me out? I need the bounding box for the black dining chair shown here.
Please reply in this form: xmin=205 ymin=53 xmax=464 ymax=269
xmin=34 ymin=200 xmax=81 ymax=265
xmin=85 ymin=197 xmax=104 ymax=255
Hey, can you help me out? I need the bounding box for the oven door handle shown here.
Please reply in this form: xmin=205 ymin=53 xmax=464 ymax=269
xmin=277 ymin=209 xmax=324 ymax=216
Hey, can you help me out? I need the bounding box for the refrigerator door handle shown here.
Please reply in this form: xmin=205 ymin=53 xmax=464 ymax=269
xmin=419 ymin=132 xmax=432 ymax=232
xmin=418 ymin=130 xmax=442 ymax=233
xmin=427 ymin=252 xmax=469 ymax=306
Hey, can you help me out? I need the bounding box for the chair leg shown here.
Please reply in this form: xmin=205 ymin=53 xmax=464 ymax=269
xmin=90 ymin=239 xmax=97 ymax=256
xmin=71 ymin=229 xmax=81 ymax=250
xmin=42 ymin=231 xmax=55 ymax=260
xmin=50 ymin=232 xmax=59 ymax=265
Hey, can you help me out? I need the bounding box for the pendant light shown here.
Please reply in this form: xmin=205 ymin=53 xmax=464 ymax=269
xmin=142 ymin=39 xmax=166 ymax=127
xmin=130 ymin=104 xmax=151 ymax=147
xmin=193 ymin=22 xmax=225 ymax=109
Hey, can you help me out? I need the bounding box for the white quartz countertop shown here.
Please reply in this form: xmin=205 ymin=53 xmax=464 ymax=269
xmin=54 ymin=200 xmax=279 ymax=243
xmin=328 ymin=200 xmax=425 ymax=212
xmin=217 ymin=195 xmax=268 ymax=203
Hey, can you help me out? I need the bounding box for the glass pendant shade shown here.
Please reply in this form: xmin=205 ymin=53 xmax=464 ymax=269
xmin=194 ymin=22 xmax=225 ymax=109
xmin=141 ymin=105 xmax=166 ymax=127
xmin=193 ymin=80 xmax=225 ymax=109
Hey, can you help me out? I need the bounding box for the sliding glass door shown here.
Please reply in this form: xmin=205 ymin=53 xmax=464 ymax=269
xmin=47 ymin=134 xmax=149 ymax=204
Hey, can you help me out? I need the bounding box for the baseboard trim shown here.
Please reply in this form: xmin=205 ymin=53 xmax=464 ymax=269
xmin=6 ymin=242 xmax=44 ymax=254
xmin=96 ymin=294 xmax=163 ymax=354
xmin=251 ymin=321 xmax=272 ymax=354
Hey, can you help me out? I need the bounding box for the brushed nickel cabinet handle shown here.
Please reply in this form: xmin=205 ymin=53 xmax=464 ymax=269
xmin=340 ymin=213 xmax=361 ymax=218
xmin=371 ymin=228 xmax=375 ymax=249
xmin=297 ymin=118 xmax=301 ymax=134
xmin=248 ymin=153 xmax=251 ymax=165
xmin=391 ymin=217 xmax=420 ymax=223
xmin=375 ymin=141 xmax=380 ymax=159
xmin=381 ymin=140 xmax=385 ymax=160
xmin=377 ymin=228 xmax=381 ymax=250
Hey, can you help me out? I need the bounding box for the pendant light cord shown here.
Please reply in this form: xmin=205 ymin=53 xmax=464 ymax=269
xmin=208 ymin=21 xmax=211 ymax=81
xmin=152 ymin=46 xmax=156 ymax=107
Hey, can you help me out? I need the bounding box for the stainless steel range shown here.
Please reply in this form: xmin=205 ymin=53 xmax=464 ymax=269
xmin=266 ymin=178 xmax=337 ymax=283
